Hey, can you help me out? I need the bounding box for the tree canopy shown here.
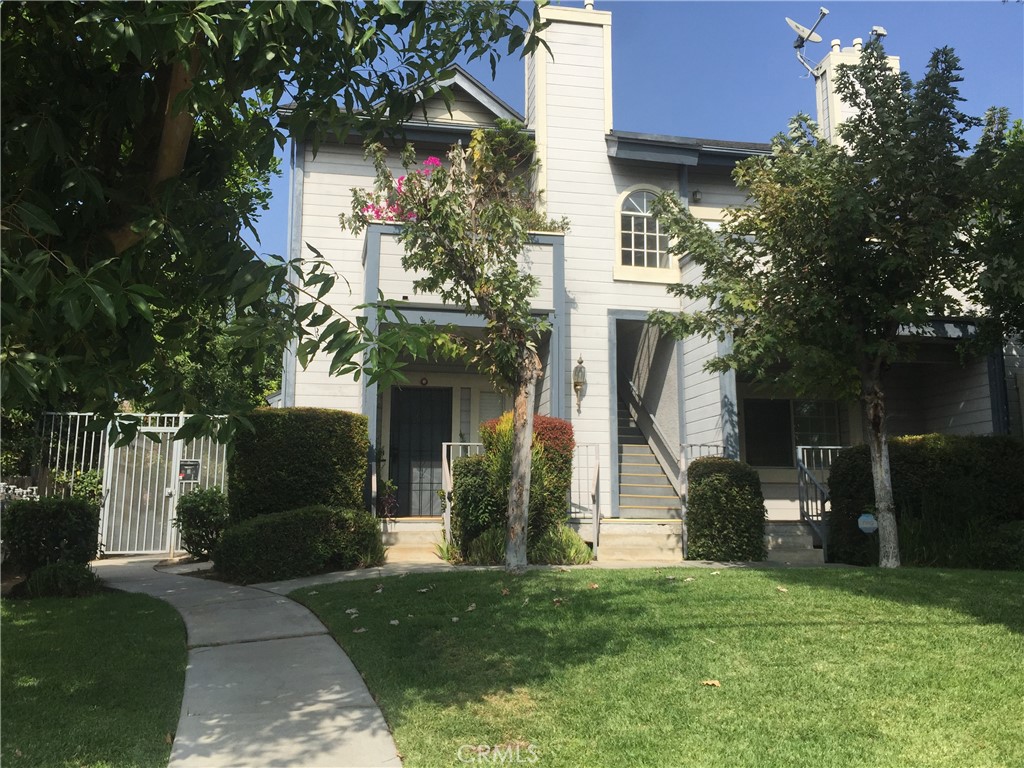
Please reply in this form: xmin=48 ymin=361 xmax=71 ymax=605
xmin=341 ymin=121 xmax=566 ymax=570
xmin=651 ymin=41 xmax=1000 ymax=567
xmin=1 ymin=1 xmax=545 ymax=442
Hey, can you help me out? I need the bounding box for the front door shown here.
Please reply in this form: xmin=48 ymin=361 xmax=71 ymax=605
xmin=389 ymin=387 xmax=453 ymax=516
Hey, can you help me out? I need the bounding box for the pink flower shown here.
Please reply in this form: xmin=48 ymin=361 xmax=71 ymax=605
xmin=423 ymin=156 xmax=442 ymax=170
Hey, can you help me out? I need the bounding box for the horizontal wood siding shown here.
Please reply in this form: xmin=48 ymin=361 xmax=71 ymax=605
xmin=416 ymin=89 xmax=497 ymax=126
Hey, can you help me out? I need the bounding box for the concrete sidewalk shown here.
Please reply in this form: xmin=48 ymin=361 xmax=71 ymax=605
xmin=93 ymin=557 xmax=402 ymax=768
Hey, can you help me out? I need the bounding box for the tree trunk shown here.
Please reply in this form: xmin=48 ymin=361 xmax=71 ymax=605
xmin=862 ymin=366 xmax=900 ymax=568
xmin=505 ymin=348 xmax=541 ymax=573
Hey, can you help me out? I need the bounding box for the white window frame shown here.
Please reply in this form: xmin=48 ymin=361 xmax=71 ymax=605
xmin=614 ymin=187 xmax=678 ymax=284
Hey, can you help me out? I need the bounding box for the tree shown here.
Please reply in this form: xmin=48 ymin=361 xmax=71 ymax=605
xmin=1 ymin=1 xmax=545 ymax=443
xmin=651 ymin=42 xmax=984 ymax=568
xmin=967 ymin=110 xmax=1024 ymax=342
xmin=342 ymin=121 xmax=567 ymax=572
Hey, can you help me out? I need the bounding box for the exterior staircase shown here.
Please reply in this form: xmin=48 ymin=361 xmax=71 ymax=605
xmin=617 ymin=402 xmax=681 ymax=520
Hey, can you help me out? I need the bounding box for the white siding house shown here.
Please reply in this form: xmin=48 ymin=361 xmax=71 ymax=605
xmin=283 ymin=4 xmax=1017 ymax=560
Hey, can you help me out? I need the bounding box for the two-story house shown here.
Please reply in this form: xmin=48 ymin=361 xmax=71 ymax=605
xmin=281 ymin=3 xmax=1022 ymax=562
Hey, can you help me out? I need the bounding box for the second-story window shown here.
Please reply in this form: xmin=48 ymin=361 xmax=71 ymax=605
xmin=620 ymin=190 xmax=669 ymax=269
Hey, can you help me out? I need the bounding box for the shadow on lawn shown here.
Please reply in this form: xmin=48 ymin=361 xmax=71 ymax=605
xmin=769 ymin=566 xmax=1024 ymax=635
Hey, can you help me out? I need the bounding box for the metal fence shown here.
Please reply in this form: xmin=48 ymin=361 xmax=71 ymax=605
xmin=35 ymin=413 xmax=228 ymax=556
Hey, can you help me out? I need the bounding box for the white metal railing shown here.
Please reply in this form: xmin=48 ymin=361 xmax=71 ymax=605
xmin=680 ymin=442 xmax=726 ymax=500
xmin=441 ymin=441 xmax=601 ymax=552
xmin=795 ymin=445 xmax=846 ymax=562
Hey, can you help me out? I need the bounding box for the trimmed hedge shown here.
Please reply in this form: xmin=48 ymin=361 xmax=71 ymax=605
xmin=686 ymin=457 xmax=767 ymax=562
xmin=24 ymin=562 xmax=102 ymax=598
xmin=529 ymin=523 xmax=593 ymax=565
xmin=228 ymin=408 xmax=369 ymax=522
xmin=175 ymin=487 xmax=229 ymax=560
xmin=451 ymin=455 xmax=501 ymax=557
xmin=828 ymin=434 xmax=1024 ymax=568
xmin=215 ymin=505 xmax=384 ymax=583
xmin=0 ymin=496 xmax=100 ymax=575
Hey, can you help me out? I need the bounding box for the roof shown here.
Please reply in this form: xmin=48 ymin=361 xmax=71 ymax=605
xmin=607 ymin=130 xmax=772 ymax=168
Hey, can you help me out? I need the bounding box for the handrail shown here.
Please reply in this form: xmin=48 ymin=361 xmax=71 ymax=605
xmin=795 ymin=445 xmax=846 ymax=563
xmin=625 ymin=381 xmax=681 ymax=495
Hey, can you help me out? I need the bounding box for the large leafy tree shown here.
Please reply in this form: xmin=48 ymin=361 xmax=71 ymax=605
xmin=651 ymin=42 xmax=986 ymax=568
xmin=342 ymin=121 xmax=566 ymax=572
xmin=1 ymin=1 xmax=544 ymax=442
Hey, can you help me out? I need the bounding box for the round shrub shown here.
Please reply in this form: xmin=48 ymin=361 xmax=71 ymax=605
xmin=1 ymin=496 xmax=100 ymax=575
xmin=24 ymin=562 xmax=102 ymax=598
xmin=174 ymin=487 xmax=229 ymax=560
xmin=528 ymin=524 xmax=592 ymax=565
xmin=228 ymin=408 xmax=370 ymax=522
xmin=686 ymin=457 xmax=766 ymax=561
xmin=215 ymin=505 xmax=383 ymax=583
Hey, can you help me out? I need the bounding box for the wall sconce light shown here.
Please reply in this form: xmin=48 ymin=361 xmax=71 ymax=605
xmin=572 ymin=355 xmax=587 ymax=413
xmin=691 ymin=189 xmax=703 ymax=204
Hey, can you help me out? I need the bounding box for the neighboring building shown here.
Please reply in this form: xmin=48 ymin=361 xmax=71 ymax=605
xmin=282 ymin=4 xmax=1020 ymax=561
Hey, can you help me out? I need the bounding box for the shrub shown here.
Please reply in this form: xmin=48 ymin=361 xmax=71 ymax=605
xmin=466 ymin=526 xmax=506 ymax=566
xmin=451 ymin=455 xmax=502 ymax=558
xmin=1 ymin=496 xmax=100 ymax=575
xmin=472 ymin=412 xmax=575 ymax=545
xmin=175 ymin=487 xmax=229 ymax=560
xmin=828 ymin=434 xmax=1024 ymax=568
xmin=528 ymin=524 xmax=593 ymax=565
xmin=228 ymin=408 xmax=369 ymax=522
xmin=23 ymin=562 xmax=102 ymax=598
xmin=685 ymin=457 xmax=766 ymax=561
xmin=215 ymin=505 xmax=383 ymax=583
xmin=53 ymin=468 xmax=104 ymax=508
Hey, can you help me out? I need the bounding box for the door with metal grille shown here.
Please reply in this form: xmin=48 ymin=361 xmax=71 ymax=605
xmin=389 ymin=388 xmax=452 ymax=517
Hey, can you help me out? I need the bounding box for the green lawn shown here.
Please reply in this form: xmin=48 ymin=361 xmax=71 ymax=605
xmin=295 ymin=567 xmax=1024 ymax=768
xmin=1 ymin=592 xmax=187 ymax=768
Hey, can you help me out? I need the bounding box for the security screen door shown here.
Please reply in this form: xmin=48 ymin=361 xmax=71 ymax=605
xmin=389 ymin=388 xmax=452 ymax=516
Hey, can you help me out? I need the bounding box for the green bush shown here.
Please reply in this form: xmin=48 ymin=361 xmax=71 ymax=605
xmin=466 ymin=526 xmax=506 ymax=566
xmin=1 ymin=496 xmax=100 ymax=575
xmin=215 ymin=505 xmax=383 ymax=583
xmin=685 ymin=457 xmax=766 ymax=561
xmin=23 ymin=562 xmax=102 ymax=598
xmin=227 ymin=408 xmax=370 ymax=522
xmin=175 ymin=487 xmax=229 ymax=560
xmin=828 ymin=434 xmax=1024 ymax=568
xmin=53 ymin=468 xmax=104 ymax=508
xmin=528 ymin=524 xmax=593 ymax=565
xmin=451 ymin=455 xmax=502 ymax=558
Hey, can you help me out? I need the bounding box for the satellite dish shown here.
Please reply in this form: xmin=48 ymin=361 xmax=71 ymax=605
xmin=786 ymin=17 xmax=823 ymax=47
xmin=786 ymin=7 xmax=829 ymax=76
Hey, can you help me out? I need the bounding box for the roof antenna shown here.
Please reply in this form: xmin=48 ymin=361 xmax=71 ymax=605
xmin=786 ymin=7 xmax=829 ymax=77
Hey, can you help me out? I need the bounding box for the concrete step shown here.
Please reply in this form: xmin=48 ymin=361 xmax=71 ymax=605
xmin=599 ymin=521 xmax=684 ymax=561
xmin=764 ymin=522 xmax=817 ymax=549
xmin=619 ymin=449 xmax=660 ymax=462
xmin=385 ymin=546 xmax=445 ymax=564
xmin=617 ymin=506 xmax=683 ymax=520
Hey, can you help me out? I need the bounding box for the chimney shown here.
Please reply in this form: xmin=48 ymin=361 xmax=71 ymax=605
xmin=814 ymin=35 xmax=900 ymax=144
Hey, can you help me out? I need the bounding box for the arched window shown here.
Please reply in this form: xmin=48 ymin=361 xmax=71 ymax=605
xmin=620 ymin=190 xmax=669 ymax=270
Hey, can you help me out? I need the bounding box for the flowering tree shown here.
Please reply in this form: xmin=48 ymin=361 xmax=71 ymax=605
xmin=342 ymin=120 xmax=566 ymax=572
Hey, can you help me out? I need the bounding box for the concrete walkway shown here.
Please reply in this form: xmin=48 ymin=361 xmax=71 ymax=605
xmin=92 ymin=557 xmax=402 ymax=768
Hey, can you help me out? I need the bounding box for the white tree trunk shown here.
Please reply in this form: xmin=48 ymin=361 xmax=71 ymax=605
xmin=505 ymin=349 xmax=541 ymax=573
xmin=862 ymin=370 xmax=900 ymax=568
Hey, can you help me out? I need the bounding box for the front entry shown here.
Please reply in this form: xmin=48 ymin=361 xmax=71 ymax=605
xmin=389 ymin=387 xmax=452 ymax=516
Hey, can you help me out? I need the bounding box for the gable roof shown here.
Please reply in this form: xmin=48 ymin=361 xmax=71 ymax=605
xmin=406 ymin=65 xmax=523 ymax=127
xmin=607 ymin=130 xmax=772 ymax=168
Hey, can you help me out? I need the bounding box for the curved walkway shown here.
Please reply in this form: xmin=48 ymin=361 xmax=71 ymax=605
xmin=93 ymin=557 xmax=403 ymax=768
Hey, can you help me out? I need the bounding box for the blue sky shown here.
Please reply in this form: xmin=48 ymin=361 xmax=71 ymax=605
xmin=252 ymin=0 xmax=1024 ymax=259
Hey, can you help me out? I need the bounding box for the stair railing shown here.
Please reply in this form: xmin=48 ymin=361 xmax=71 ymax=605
xmin=795 ymin=445 xmax=845 ymax=562
xmin=624 ymin=381 xmax=681 ymax=496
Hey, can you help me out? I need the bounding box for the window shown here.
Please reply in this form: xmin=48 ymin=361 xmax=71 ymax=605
xmin=742 ymin=399 xmax=841 ymax=467
xmin=620 ymin=190 xmax=669 ymax=269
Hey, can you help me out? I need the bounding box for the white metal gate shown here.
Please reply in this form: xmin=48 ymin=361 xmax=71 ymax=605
xmin=37 ymin=413 xmax=228 ymax=556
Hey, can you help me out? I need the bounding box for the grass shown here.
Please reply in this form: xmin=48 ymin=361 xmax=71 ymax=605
xmin=294 ymin=567 xmax=1024 ymax=768
xmin=1 ymin=591 xmax=187 ymax=768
